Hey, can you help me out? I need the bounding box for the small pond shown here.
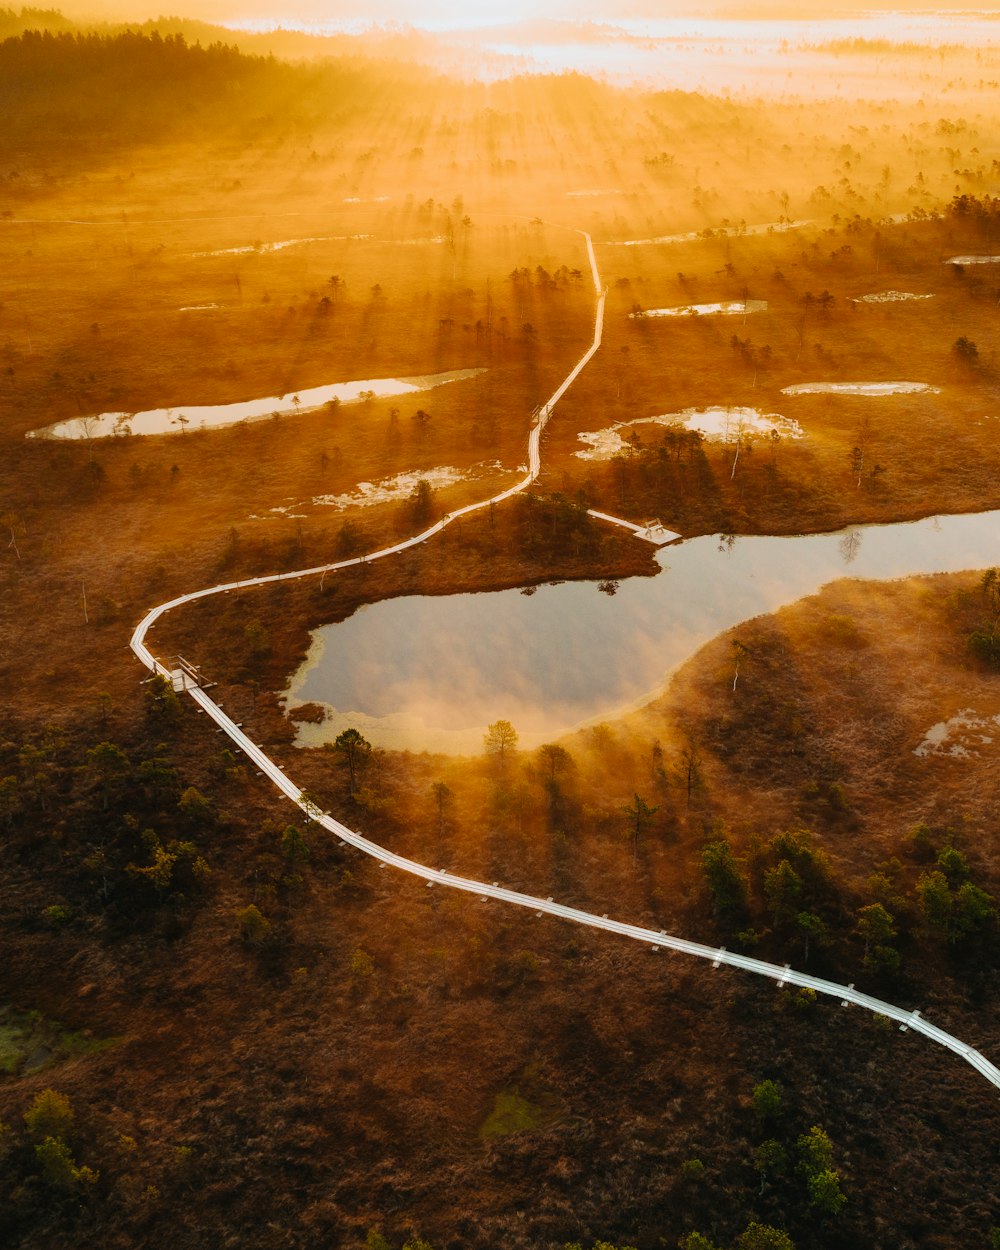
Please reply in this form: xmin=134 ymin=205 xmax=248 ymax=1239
xmin=26 ymin=368 xmax=485 ymax=440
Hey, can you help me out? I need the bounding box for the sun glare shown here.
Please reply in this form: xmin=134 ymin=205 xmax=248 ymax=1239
xmin=5 ymin=1 xmax=1000 ymax=1245
xmin=223 ymin=0 xmax=575 ymax=31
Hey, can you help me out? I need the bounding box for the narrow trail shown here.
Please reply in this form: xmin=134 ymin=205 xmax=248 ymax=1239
xmin=129 ymin=224 xmax=1000 ymax=1094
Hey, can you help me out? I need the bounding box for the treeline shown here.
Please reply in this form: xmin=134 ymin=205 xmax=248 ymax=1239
xmin=1 ymin=27 xmax=263 ymax=87
xmin=0 ymin=27 xmax=377 ymax=154
xmin=0 ymin=7 xmax=72 ymax=38
xmin=0 ymin=29 xmax=287 ymax=126
xmin=702 ymin=820 xmax=998 ymax=987
xmin=966 ymin=568 xmax=1000 ymax=667
xmin=948 ymin=192 xmax=1000 ymax=228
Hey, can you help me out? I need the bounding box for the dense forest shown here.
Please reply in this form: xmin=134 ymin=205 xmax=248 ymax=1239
xmin=0 ymin=24 xmax=388 ymax=157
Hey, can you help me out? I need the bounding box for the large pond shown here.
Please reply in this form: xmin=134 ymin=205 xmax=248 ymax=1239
xmin=286 ymin=510 xmax=1000 ymax=755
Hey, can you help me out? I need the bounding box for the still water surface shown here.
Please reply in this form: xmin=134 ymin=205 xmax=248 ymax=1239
xmin=26 ymin=369 xmax=485 ymax=440
xmin=288 ymin=510 xmax=1000 ymax=755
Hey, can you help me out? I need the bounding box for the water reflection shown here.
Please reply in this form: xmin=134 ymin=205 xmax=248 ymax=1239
xmin=26 ymin=368 xmax=486 ymax=440
xmin=630 ymin=301 xmax=768 ymax=318
xmin=287 ymin=509 xmax=1000 ymax=756
xmin=838 ymin=528 xmax=861 ymax=565
xmin=781 ymin=382 xmax=938 ymax=397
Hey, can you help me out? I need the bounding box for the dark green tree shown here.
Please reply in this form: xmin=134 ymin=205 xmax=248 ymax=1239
xmin=807 ymin=1167 xmax=848 ymax=1216
xmin=621 ymin=793 xmax=658 ymax=864
xmin=281 ymin=823 xmax=310 ymax=865
xmin=735 ymin=1224 xmax=795 ymax=1250
xmin=24 ymin=1089 xmax=74 ymax=1141
xmin=797 ymin=1124 xmax=834 ymax=1174
xmin=795 ymin=911 xmax=828 ymax=962
xmin=145 ymin=672 xmax=181 ymax=722
xmin=35 ymin=1136 xmax=98 ymax=1188
xmin=855 ymin=903 xmax=897 ymax=964
xmin=936 ymin=845 xmax=970 ymax=888
xmin=916 ymin=869 xmax=954 ymax=932
xmin=702 ymin=837 xmax=748 ymax=926
xmin=764 ymin=859 xmax=803 ymax=928
xmin=334 ymin=727 xmax=372 ymax=796
xmin=86 ymin=740 xmax=129 ymax=810
xmin=796 ymin=1124 xmax=846 ymax=1214
xmin=753 ymin=1139 xmax=788 ymax=1195
xmin=235 ymin=903 xmax=271 ymax=946
xmin=951 ymin=881 xmax=997 ymax=942
xmin=752 ymin=1079 xmax=783 ymax=1124
xmin=0 ymin=774 xmax=21 ymax=828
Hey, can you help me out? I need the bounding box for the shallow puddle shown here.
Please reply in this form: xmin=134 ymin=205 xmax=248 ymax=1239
xmin=630 ymin=300 xmax=767 ymax=317
xmin=191 ymin=234 xmax=371 ymax=257
xmin=850 ymin=291 xmax=934 ymax=304
xmin=26 ymin=368 xmax=487 ymax=440
xmin=605 ymin=221 xmax=807 ymax=246
xmin=781 ymin=381 xmax=939 ymax=397
xmin=249 ymin=462 xmax=513 ymax=519
xmin=914 ymin=709 xmax=1000 ymax=758
xmin=575 ymin=406 xmax=801 ymax=460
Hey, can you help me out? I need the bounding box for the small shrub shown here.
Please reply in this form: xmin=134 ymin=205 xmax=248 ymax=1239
xmin=24 ymin=1089 xmax=73 ymax=1140
xmin=350 ymin=948 xmax=375 ymax=980
xmin=752 ymin=1079 xmax=783 ymax=1122
xmin=735 ymin=1224 xmax=795 ymax=1250
xmin=235 ymin=904 xmax=271 ymax=946
xmin=35 ymin=1136 xmax=98 ymax=1188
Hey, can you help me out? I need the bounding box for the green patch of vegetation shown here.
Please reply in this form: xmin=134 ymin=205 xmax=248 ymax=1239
xmin=480 ymin=1090 xmax=545 ymax=1139
xmin=0 ymin=1007 xmax=115 ymax=1077
xmin=479 ymin=1084 xmax=561 ymax=1140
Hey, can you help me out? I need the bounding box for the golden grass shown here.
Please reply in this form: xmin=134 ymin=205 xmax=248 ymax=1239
xmin=3 ymin=57 xmax=1000 ymax=1247
xmin=4 ymin=52 xmax=1000 ymax=743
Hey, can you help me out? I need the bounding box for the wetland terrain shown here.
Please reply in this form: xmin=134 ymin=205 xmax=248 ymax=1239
xmin=1 ymin=7 xmax=999 ymax=1250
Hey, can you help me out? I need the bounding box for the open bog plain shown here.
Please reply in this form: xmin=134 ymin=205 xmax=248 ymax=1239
xmin=1 ymin=8 xmax=999 ymax=1250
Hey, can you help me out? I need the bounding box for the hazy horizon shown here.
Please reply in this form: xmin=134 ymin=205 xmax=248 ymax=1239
xmin=32 ymin=2 xmax=1000 ymax=95
xmin=53 ymin=0 xmax=1000 ymax=31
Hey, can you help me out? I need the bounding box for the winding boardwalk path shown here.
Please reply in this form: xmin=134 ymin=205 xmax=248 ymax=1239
xmin=130 ymin=225 xmax=1000 ymax=1094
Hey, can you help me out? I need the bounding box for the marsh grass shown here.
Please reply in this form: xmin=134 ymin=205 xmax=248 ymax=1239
xmin=0 ymin=1006 xmax=115 ymax=1077
xmin=3 ymin=46 xmax=1000 ymax=1245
